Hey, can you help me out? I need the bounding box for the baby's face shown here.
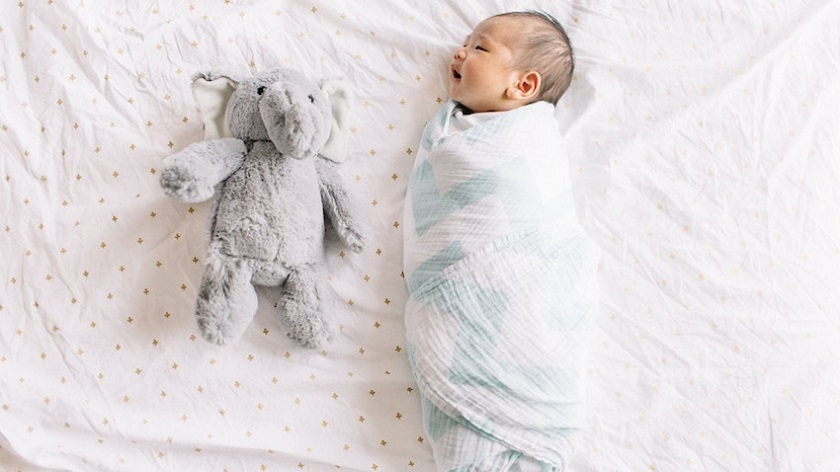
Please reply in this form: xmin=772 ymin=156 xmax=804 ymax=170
xmin=449 ymin=17 xmax=523 ymax=113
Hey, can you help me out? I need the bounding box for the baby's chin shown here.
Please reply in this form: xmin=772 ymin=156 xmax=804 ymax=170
xmin=447 ymin=84 xmax=461 ymax=102
xmin=448 ymin=91 xmax=476 ymax=113
xmin=452 ymin=98 xmax=491 ymax=114
xmin=448 ymin=90 xmax=501 ymax=114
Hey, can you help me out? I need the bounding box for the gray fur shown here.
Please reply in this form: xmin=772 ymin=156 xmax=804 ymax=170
xmin=160 ymin=67 xmax=365 ymax=348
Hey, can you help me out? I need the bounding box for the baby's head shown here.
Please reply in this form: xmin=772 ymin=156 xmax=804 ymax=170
xmin=448 ymin=11 xmax=574 ymax=113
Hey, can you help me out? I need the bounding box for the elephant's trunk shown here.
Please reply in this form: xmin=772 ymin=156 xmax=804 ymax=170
xmin=259 ymin=84 xmax=330 ymax=159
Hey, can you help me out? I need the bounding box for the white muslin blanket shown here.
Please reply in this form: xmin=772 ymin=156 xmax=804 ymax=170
xmin=403 ymin=100 xmax=600 ymax=471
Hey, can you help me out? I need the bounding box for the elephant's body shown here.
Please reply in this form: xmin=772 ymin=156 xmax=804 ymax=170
xmin=212 ymin=141 xmax=323 ymax=279
xmin=159 ymin=68 xmax=363 ymax=348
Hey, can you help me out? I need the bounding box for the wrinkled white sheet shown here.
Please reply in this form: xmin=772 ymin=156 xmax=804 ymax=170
xmin=1 ymin=1 xmax=839 ymax=471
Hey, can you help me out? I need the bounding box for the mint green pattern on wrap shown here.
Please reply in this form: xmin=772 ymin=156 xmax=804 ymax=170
xmin=403 ymin=100 xmax=600 ymax=471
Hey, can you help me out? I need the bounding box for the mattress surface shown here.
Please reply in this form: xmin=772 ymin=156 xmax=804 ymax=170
xmin=2 ymin=1 xmax=839 ymax=471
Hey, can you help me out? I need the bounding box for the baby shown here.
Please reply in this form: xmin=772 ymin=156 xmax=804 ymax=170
xmin=403 ymin=11 xmax=599 ymax=472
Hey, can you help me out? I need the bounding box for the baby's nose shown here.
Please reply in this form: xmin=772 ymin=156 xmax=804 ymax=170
xmin=453 ymin=47 xmax=466 ymax=60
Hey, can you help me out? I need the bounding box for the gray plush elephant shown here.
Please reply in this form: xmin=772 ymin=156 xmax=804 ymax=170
xmin=160 ymin=67 xmax=364 ymax=348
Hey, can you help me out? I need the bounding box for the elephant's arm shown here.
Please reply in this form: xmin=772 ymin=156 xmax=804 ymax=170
xmin=160 ymin=137 xmax=246 ymax=203
xmin=316 ymin=157 xmax=365 ymax=253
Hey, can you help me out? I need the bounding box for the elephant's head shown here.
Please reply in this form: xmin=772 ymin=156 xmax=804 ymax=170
xmin=191 ymin=67 xmax=351 ymax=162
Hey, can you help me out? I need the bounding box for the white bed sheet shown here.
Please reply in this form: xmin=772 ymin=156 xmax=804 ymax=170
xmin=2 ymin=1 xmax=840 ymax=471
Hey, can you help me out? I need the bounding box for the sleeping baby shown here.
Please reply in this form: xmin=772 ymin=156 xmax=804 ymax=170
xmin=402 ymin=11 xmax=600 ymax=471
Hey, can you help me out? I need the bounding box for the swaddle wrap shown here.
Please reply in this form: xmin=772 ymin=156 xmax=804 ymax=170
xmin=403 ymin=100 xmax=600 ymax=471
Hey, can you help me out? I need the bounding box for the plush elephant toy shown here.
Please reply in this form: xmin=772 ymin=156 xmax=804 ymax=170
xmin=160 ymin=67 xmax=364 ymax=348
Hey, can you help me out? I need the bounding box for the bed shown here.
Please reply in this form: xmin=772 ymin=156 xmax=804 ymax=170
xmin=2 ymin=1 xmax=839 ymax=471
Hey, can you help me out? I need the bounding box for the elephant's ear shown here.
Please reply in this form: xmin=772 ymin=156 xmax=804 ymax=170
xmin=192 ymin=73 xmax=238 ymax=139
xmin=319 ymin=80 xmax=353 ymax=163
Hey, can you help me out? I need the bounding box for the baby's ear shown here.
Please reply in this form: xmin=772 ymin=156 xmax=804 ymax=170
xmin=508 ymin=71 xmax=541 ymax=102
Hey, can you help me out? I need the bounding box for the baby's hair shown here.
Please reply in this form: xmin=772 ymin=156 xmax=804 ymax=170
xmin=493 ymin=11 xmax=575 ymax=104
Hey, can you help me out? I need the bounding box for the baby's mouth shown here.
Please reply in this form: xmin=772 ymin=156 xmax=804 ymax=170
xmin=452 ymin=67 xmax=461 ymax=79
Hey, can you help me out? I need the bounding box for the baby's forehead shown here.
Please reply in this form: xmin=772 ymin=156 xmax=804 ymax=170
xmin=468 ymin=16 xmax=533 ymax=51
xmin=487 ymin=14 xmax=538 ymax=30
xmin=473 ymin=15 xmax=515 ymax=33
xmin=469 ymin=17 xmax=519 ymax=41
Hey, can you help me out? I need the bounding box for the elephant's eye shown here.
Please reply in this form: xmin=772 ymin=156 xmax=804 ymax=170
xmin=307 ymin=94 xmax=315 ymax=103
xmin=256 ymin=86 xmax=265 ymax=96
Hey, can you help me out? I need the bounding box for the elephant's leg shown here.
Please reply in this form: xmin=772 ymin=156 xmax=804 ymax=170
xmin=196 ymin=247 xmax=257 ymax=345
xmin=280 ymin=264 xmax=330 ymax=348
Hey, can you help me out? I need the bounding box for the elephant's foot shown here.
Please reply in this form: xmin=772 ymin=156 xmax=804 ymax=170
xmin=280 ymin=265 xmax=331 ymax=348
xmin=196 ymin=253 xmax=257 ymax=345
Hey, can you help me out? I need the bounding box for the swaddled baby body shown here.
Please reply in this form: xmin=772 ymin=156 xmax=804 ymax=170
xmin=402 ymin=11 xmax=599 ymax=472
